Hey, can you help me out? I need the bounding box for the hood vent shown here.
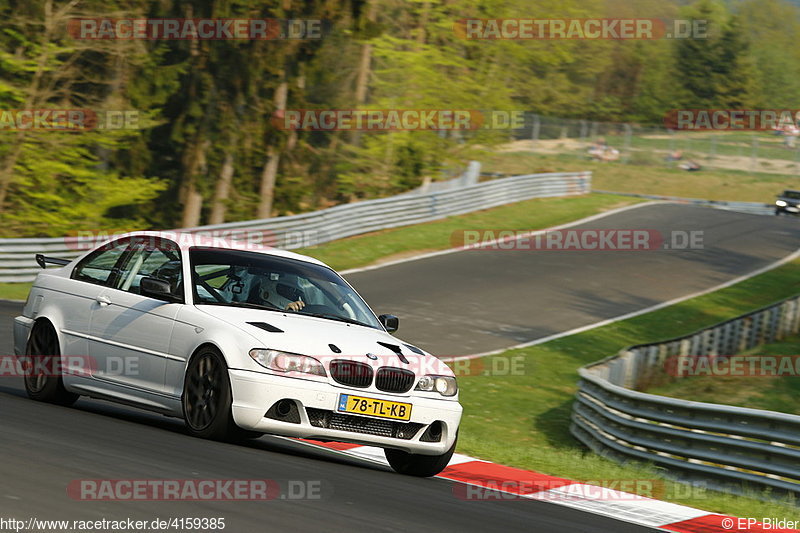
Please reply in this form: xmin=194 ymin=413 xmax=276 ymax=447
xmin=247 ymin=322 xmax=284 ymax=333
xmin=377 ymin=341 xmax=409 ymax=364
xmin=403 ymin=344 xmax=425 ymax=356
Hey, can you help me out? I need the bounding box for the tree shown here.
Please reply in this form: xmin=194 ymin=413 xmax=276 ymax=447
xmin=738 ymin=0 xmax=800 ymax=109
xmin=0 ymin=0 xmax=164 ymax=235
xmin=674 ymin=0 xmax=760 ymax=109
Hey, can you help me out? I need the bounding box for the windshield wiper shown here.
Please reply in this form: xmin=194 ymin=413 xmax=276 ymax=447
xmin=302 ymin=312 xmax=373 ymax=328
xmin=202 ymin=301 xmax=283 ymax=312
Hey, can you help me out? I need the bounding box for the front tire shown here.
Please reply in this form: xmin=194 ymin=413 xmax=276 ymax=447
xmin=23 ymin=321 xmax=79 ymax=406
xmin=182 ymin=347 xmax=239 ymax=440
xmin=385 ymin=435 xmax=457 ymax=477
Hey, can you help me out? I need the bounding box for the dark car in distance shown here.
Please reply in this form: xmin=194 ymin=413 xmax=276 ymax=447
xmin=775 ymin=190 xmax=800 ymax=216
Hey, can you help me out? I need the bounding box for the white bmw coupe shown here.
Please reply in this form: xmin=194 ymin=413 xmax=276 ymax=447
xmin=13 ymin=232 xmax=462 ymax=476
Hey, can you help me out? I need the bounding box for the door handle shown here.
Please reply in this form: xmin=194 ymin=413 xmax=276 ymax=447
xmin=96 ymin=295 xmax=112 ymax=307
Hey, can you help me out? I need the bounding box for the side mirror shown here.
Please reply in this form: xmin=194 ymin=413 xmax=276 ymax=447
xmin=140 ymin=277 xmax=181 ymax=303
xmin=378 ymin=314 xmax=399 ymax=333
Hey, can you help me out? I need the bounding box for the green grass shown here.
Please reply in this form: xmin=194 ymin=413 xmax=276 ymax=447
xmin=0 ymin=282 xmax=31 ymax=301
xmin=647 ymin=334 xmax=800 ymax=415
xmin=296 ymin=193 xmax=641 ymax=271
xmin=454 ymin=259 xmax=800 ymax=519
xmin=479 ymin=151 xmax=800 ymax=203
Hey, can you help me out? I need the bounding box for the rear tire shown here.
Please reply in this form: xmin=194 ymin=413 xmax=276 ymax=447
xmin=385 ymin=435 xmax=457 ymax=477
xmin=182 ymin=346 xmax=247 ymax=441
xmin=23 ymin=321 xmax=79 ymax=406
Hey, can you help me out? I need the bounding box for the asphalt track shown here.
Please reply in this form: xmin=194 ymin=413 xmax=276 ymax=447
xmin=350 ymin=203 xmax=800 ymax=355
xmin=1 ymin=203 xmax=799 ymax=532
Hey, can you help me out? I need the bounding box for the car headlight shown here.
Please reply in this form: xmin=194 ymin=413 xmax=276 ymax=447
xmin=415 ymin=375 xmax=458 ymax=397
xmin=249 ymin=349 xmax=326 ymax=377
xmin=777 ymin=200 xmax=788 ymax=207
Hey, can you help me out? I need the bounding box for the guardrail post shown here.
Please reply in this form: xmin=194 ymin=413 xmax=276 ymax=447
xmin=718 ymin=322 xmax=730 ymax=355
xmin=689 ymin=332 xmax=701 ymax=357
xmin=791 ymin=299 xmax=800 ymax=334
xmin=679 ymin=338 xmax=691 ymax=356
xmin=768 ymin=307 xmax=780 ymax=342
xmin=734 ymin=319 xmax=746 ymax=353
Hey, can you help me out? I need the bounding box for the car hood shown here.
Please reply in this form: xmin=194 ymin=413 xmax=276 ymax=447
xmin=196 ymin=305 xmax=450 ymax=375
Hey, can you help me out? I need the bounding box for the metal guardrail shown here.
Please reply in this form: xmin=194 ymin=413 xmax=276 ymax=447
xmin=593 ymin=190 xmax=775 ymax=216
xmin=571 ymin=293 xmax=800 ymax=496
xmin=0 ymin=171 xmax=591 ymax=282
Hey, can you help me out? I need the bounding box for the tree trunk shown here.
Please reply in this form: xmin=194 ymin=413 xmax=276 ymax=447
xmin=257 ymin=145 xmax=280 ymax=219
xmin=416 ymin=1 xmax=430 ymax=45
xmin=354 ymin=43 xmax=372 ymax=106
xmin=351 ymin=0 xmax=376 ymax=145
xmin=0 ymin=0 xmax=54 ymax=212
xmin=181 ymin=186 xmax=203 ymax=229
xmin=350 ymin=43 xmax=372 ymax=146
xmin=0 ymin=136 xmax=26 ymax=211
xmin=257 ymin=79 xmax=288 ymax=218
xmin=209 ymin=151 xmax=235 ymax=224
xmin=179 ymin=136 xmax=207 ymax=228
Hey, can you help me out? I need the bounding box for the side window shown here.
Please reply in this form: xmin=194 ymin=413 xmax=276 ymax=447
xmin=194 ymin=264 xmax=235 ymax=304
xmin=72 ymin=240 xmax=131 ymax=287
xmin=115 ymin=239 xmax=183 ymax=301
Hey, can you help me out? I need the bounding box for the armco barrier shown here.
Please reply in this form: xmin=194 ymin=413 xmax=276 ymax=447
xmin=571 ymin=293 xmax=800 ymax=496
xmin=0 ymin=171 xmax=591 ymax=282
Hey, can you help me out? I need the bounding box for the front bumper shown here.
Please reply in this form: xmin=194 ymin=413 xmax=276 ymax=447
xmin=229 ymin=369 xmax=462 ymax=455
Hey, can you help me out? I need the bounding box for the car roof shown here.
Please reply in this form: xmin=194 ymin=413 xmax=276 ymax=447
xmin=111 ymin=231 xmax=328 ymax=268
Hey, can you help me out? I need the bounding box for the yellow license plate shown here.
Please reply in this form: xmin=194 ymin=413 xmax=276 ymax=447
xmin=337 ymin=394 xmax=412 ymax=421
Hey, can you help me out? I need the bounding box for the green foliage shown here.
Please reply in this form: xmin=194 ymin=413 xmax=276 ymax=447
xmin=675 ymin=0 xmax=760 ymax=108
xmin=738 ymin=0 xmax=800 ymax=109
xmin=1 ymin=0 xmax=800 ymax=236
xmin=2 ymin=131 xmax=166 ymax=236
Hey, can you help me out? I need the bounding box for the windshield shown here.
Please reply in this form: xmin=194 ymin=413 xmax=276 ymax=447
xmin=782 ymin=191 xmax=800 ymax=200
xmin=189 ymin=247 xmax=382 ymax=330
